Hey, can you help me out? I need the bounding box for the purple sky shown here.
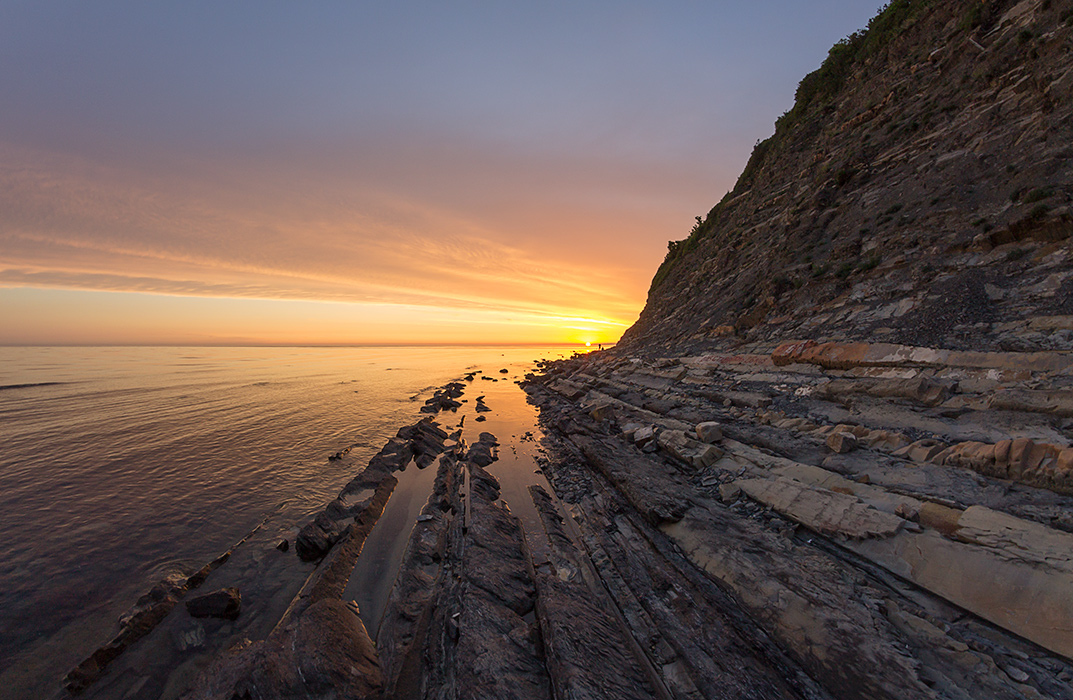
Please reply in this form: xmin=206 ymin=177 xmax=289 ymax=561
xmin=0 ymin=1 xmax=886 ymax=344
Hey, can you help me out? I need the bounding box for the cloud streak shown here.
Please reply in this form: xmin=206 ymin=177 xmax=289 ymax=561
xmin=0 ymin=141 xmax=648 ymax=340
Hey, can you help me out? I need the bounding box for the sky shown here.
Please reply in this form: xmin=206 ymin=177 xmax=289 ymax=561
xmin=0 ymin=1 xmax=886 ymax=346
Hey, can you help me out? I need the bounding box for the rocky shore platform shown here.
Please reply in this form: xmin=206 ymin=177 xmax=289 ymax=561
xmin=65 ymin=339 xmax=1073 ymax=699
xmin=525 ymin=338 xmax=1073 ymax=700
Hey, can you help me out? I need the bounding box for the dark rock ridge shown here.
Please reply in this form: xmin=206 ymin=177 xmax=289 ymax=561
xmin=63 ymin=512 xmax=273 ymax=695
xmin=296 ymin=417 xmax=447 ymax=561
xmin=181 ymin=397 xmax=463 ymax=700
xmin=622 ymin=0 xmax=1073 ymax=356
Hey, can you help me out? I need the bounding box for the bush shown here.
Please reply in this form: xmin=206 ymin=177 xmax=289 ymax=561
xmin=649 ymin=216 xmax=715 ymax=292
xmin=960 ymin=0 xmax=1013 ymax=32
xmin=1024 ymin=187 xmax=1055 ymax=203
xmin=857 ymin=254 xmax=882 ymax=272
xmin=1028 ymin=203 xmax=1052 ymax=220
xmin=794 ymin=1 xmax=933 ymax=113
xmin=835 ymin=167 xmax=858 ymax=187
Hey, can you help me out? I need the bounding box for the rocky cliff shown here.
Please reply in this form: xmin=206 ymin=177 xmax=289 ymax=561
xmin=621 ymin=0 xmax=1073 ymax=356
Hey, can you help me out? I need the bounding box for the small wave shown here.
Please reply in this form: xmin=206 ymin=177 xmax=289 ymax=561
xmin=0 ymin=382 xmax=65 ymax=391
xmin=409 ymin=384 xmax=440 ymax=401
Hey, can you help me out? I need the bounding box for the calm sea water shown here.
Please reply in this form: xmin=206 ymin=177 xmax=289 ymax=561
xmin=0 ymin=345 xmax=571 ymax=693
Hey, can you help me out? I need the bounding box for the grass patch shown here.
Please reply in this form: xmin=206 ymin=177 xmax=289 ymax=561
xmin=835 ymin=166 xmax=858 ymax=187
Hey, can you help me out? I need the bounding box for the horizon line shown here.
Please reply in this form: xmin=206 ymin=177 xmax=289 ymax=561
xmin=0 ymin=341 xmax=618 ymax=349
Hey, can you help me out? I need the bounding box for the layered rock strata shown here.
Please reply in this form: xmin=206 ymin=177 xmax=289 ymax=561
xmin=522 ymin=345 xmax=1073 ymax=698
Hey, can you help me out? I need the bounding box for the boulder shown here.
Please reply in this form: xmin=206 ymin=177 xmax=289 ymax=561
xmin=183 ymin=599 xmax=382 ymax=699
xmin=695 ymin=421 xmax=724 ymax=444
xmin=588 ymin=402 xmax=615 ymax=422
xmin=632 ymin=425 xmax=656 ymax=447
xmin=467 ymin=436 xmax=498 ymax=467
xmin=658 ymin=430 xmax=723 ymax=468
xmin=295 ymin=521 xmax=337 ymax=561
xmin=826 ymin=431 xmax=858 ymax=454
xmin=893 ymin=439 xmax=946 ymax=463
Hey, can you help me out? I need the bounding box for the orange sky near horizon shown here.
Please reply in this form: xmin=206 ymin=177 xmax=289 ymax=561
xmin=0 ymin=2 xmax=887 ymax=346
xmin=0 ymin=288 xmax=625 ymax=346
xmin=0 ymin=140 xmax=661 ymax=346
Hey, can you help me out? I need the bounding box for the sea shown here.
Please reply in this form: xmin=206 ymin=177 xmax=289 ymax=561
xmin=0 ymin=345 xmax=575 ymax=697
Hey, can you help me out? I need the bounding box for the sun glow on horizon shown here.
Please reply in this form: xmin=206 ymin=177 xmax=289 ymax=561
xmin=0 ymin=286 xmax=631 ymax=346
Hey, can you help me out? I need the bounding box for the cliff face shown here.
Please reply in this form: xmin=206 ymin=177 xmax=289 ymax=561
xmin=621 ymin=0 xmax=1073 ymax=356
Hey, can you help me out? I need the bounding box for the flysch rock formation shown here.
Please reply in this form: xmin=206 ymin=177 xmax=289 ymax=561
xmin=524 ymin=343 xmax=1073 ymax=698
xmin=67 ymin=2 xmax=1073 ymax=698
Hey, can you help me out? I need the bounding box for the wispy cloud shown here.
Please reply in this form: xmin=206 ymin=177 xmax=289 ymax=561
xmin=0 ymin=140 xmax=657 ymax=335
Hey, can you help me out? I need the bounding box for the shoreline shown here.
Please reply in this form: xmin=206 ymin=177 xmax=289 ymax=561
xmin=59 ymin=359 xmax=557 ymax=699
xmin=45 ymin=339 xmax=1073 ymax=699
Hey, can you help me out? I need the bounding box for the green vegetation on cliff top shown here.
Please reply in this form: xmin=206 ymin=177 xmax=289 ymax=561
xmin=650 ymin=0 xmax=941 ymax=293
